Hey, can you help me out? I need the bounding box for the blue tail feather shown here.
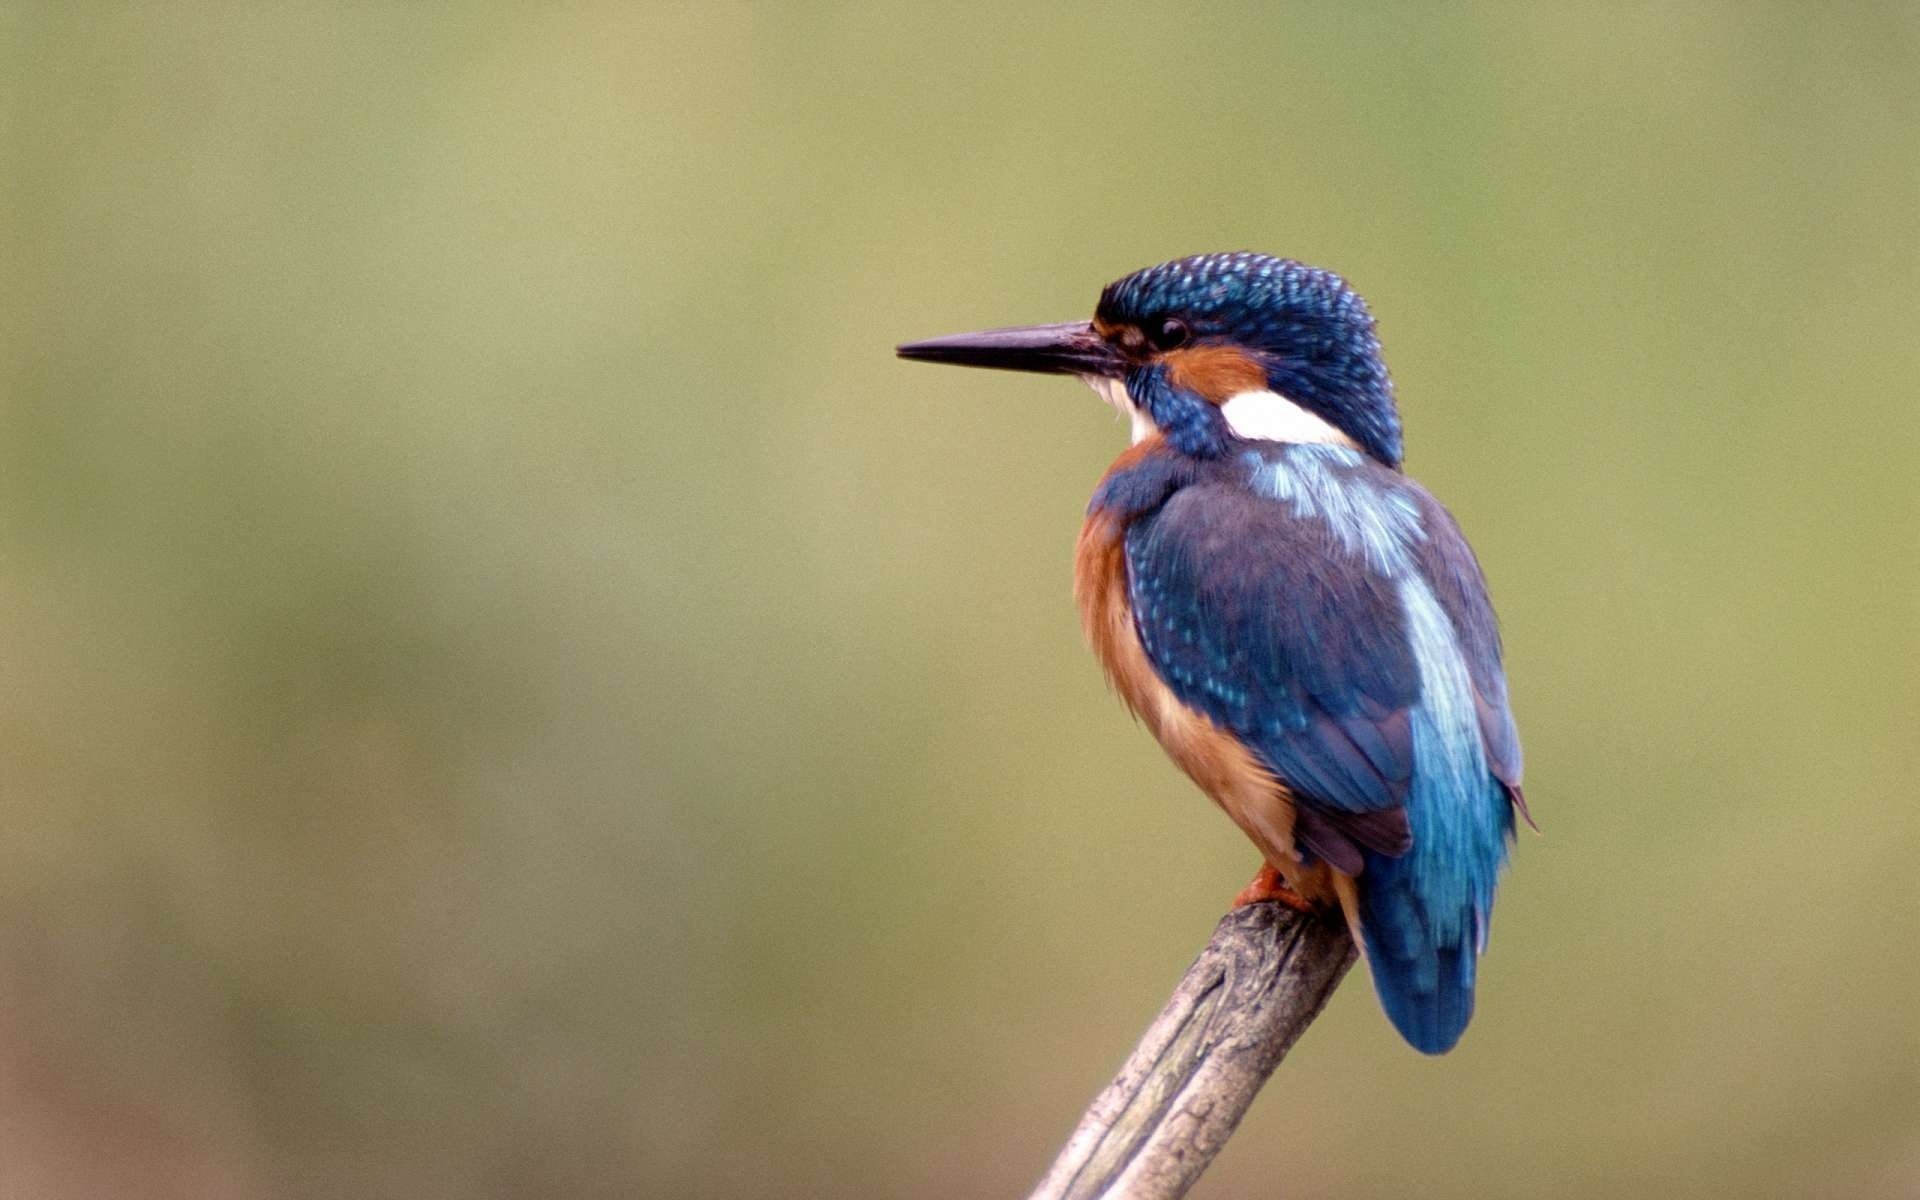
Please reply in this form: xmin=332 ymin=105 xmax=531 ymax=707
xmin=1348 ymin=567 xmax=1515 ymax=1053
xmin=1357 ymin=849 xmax=1485 ymax=1055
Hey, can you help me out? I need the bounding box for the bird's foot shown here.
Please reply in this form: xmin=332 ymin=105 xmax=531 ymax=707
xmin=1232 ymin=863 xmax=1314 ymax=913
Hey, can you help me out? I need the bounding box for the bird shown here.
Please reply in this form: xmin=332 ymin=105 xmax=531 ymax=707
xmin=896 ymin=252 xmax=1528 ymax=1054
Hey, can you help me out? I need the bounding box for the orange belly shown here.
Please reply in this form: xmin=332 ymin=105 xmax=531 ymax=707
xmin=1074 ymin=474 xmax=1339 ymax=907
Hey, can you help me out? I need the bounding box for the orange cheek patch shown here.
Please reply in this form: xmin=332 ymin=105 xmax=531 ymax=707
xmin=1163 ymin=344 xmax=1267 ymax=404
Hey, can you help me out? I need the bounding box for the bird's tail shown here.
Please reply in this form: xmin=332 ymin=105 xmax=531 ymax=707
xmin=1342 ymin=851 xmax=1483 ymax=1054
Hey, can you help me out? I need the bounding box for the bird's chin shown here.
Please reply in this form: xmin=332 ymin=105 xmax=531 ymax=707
xmin=1080 ymin=374 xmax=1158 ymax=445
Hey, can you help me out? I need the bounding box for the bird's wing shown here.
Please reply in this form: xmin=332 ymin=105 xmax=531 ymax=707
xmin=1122 ymin=460 xmax=1519 ymax=872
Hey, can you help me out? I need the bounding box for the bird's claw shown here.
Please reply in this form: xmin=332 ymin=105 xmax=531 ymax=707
xmin=1232 ymin=863 xmax=1314 ymax=913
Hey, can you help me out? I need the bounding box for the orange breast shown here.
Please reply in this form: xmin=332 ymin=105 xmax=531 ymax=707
xmin=1074 ymin=445 xmax=1336 ymax=903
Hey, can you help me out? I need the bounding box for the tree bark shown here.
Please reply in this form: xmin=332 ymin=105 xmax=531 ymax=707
xmin=1025 ymin=901 xmax=1357 ymax=1200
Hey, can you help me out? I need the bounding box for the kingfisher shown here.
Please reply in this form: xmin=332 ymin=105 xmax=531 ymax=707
xmin=897 ymin=252 xmax=1528 ymax=1054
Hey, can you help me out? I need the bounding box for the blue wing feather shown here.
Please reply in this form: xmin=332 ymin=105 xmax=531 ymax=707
xmin=1125 ymin=483 xmax=1418 ymax=816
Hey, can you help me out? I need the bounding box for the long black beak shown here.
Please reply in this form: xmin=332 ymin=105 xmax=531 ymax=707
xmin=896 ymin=321 xmax=1126 ymax=378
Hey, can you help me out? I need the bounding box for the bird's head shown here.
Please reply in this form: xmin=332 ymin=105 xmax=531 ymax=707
xmin=898 ymin=252 xmax=1402 ymax=467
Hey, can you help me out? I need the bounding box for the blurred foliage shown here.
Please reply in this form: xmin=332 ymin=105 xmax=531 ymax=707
xmin=2 ymin=3 xmax=1917 ymax=1198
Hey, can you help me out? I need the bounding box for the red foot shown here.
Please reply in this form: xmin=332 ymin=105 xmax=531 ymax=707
xmin=1232 ymin=863 xmax=1314 ymax=913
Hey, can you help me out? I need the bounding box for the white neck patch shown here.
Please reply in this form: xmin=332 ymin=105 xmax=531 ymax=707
xmin=1219 ymin=389 xmax=1357 ymax=448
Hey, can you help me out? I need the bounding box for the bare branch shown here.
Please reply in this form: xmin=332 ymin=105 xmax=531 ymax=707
xmin=1026 ymin=902 xmax=1357 ymax=1200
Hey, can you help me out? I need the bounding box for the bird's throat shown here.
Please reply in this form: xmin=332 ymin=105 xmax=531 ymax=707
xmin=1081 ymin=374 xmax=1160 ymax=445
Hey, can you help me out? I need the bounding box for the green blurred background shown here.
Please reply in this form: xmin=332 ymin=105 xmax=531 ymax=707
xmin=4 ymin=4 xmax=1917 ymax=1198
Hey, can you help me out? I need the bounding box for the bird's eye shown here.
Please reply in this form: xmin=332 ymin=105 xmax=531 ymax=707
xmin=1147 ymin=317 xmax=1190 ymax=351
